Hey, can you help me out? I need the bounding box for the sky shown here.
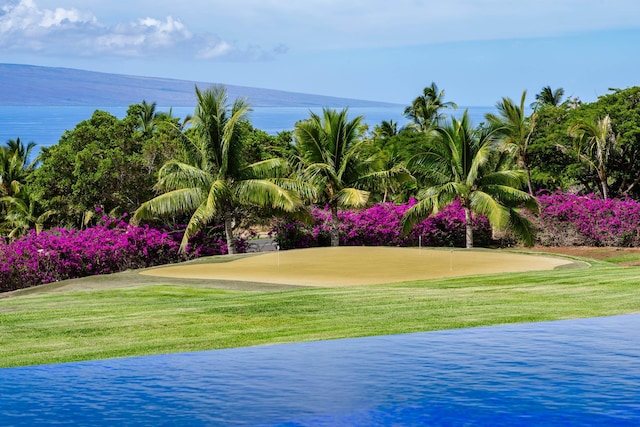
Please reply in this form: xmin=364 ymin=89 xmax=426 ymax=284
xmin=1 ymin=0 xmax=639 ymax=106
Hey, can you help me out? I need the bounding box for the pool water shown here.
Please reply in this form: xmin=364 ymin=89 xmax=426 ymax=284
xmin=1 ymin=315 xmax=639 ymax=426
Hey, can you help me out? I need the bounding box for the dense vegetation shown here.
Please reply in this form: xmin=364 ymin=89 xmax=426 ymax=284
xmin=3 ymin=83 xmax=640 ymax=290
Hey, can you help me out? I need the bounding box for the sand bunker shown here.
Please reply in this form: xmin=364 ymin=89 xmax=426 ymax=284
xmin=141 ymin=247 xmax=575 ymax=287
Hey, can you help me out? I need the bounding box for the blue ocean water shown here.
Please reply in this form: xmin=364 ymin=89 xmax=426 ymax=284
xmin=1 ymin=314 xmax=638 ymax=426
xmin=0 ymin=105 xmax=495 ymax=150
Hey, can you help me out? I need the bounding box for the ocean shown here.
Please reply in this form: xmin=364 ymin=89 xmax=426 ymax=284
xmin=0 ymin=105 xmax=495 ymax=150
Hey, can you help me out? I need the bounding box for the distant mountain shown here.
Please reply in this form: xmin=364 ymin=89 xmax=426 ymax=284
xmin=0 ymin=64 xmax=397 ymax=108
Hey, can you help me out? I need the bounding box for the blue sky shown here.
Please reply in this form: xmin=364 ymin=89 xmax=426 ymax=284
xmin=1 ymin=0 xmax=639 ymax=105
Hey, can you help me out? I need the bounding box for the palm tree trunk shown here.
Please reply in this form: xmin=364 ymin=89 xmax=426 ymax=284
xmin=464 ymin=207 xmax=474 ymax=249
xmin=224 ymin=214 xmax=235 ymax=255
xmin=524 ymin=163 xmax=534 ymax=195
xmin=330 ymin=203 xmax=340 ymax=247
xmin=599 ymin=170 xmax=609 ymax=200
xmin=601 ymin=180 xmax=609 ymax=200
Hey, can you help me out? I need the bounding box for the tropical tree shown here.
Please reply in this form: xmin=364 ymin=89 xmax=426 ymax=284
xmin=31 ymin=109 xmax=158 ymax=226
xmin=373 ymin=120 xmax=399 ymax=140
xmin=402 ymin=112 xmax=538 ymax=248
xmin=1 ymin=183 xmax=55 ymax=239
xmin=486 ymin=90 xmax=537 ymax=194
xmin=0 ymin=138 xmax=39 ymax=197
xmin=295 ymin=108 xmax=377 ymax=246
xmin=137 ymin=100 xmax=158 ymax=135
xmin=567 ymin=115 xmax=617 ymax=199
xmin=404 ymin=82 xmax=457 ymax=132
xmin=133 ymin=85 xmax=305 ymax=253
xmin=532 ymin=86 xmax=565 ymax=108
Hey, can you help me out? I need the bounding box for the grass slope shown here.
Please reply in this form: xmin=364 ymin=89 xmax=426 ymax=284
xmin=1 ymin=253 xmax=639 ymax=368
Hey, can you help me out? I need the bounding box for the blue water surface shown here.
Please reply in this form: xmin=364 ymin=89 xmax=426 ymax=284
xmin=1 ymin=314 xmax=639 ymax=426
xmin=0 ymin=105 xmax=496 ymax=150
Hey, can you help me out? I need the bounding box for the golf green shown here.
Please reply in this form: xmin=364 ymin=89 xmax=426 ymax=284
xmin=141 ymin=247 xmax=576 ymax=287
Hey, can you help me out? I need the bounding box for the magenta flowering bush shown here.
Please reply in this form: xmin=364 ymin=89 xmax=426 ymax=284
xmin=0 ymin=217 xmax=247 ymax=292
xmin=271 ymin=200 xmax=492 ymax=250
xmin=535 ymin=192 xmax=640 ymax=246
xmin=0 ymin=217 xmax=181 ymax=292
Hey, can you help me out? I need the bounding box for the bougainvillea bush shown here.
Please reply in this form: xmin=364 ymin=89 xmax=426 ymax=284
xmin=535 ymin=192 xmax=640 ymax=247
xmin=271 ymin=200 xmax=492 ymax=250
xmin=0 ymin=217 xmax=245 ymax=292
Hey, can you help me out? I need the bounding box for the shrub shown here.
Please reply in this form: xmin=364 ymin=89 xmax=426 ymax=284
xmin=271 ymin=200 xmax=492 ymax=250
xmin=535 ymin=192 xmax=640 ymax=247
xmin=0 ymin=217 xmax=248 ymax=292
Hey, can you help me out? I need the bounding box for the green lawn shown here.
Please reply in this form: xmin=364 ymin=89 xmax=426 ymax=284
xmin=1 ymin=255 xmax=639 ymax=368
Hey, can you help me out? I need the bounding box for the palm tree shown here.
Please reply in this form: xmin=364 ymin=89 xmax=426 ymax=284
xmin=0 ymin=138 xmax=39 ymax=197
xmin=133 ymin=85 xmax=305 ymax=254
xmin=486 ymin=90 xmax=537 ymax=195
xmin=402 ymin=111 xmax=538 ymax=248
xmin=369 ymin=144 xmax=414 ymax=204
xmin=373 ymin=120 xmax=399 ymax=140
xmin=137 ymin=100 xmax=158 ymax=135
xmin=532 ymin=86 xmax=565 ymax=108
xmin=568 ymin=115 xmax=616 ymax=199
xmin=295 ymin=108 xmax=375 ymax=246
xmin=404 ymin=82 xmax=457 ymax=131
xmin=1 ymin=183 xmax=55 ymax=239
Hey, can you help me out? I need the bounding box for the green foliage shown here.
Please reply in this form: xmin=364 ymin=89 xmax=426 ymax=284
xmin=294 ymin=108 xmax=378 ymax=246
xmin=532 ymin=86 xmax=565 ymax=108
xmin=133 ymin=85 xmax=305 ymax=254
xmin=1 ymin=183 xmax=55 ymax=239
xmin=0 ymin=138 xmax=38 ymax=197
xmin=403 ymin=111 xmax=538 ymax=248
xmin=527 ymin=86 xmax=640 ymax=197
xmin=403 ymin=82 xmax=457 ymax=131
xmin=486 ymin=90 xmax=536 ymax=194
xmin=30 ymin=107 xmax=185 ymax=227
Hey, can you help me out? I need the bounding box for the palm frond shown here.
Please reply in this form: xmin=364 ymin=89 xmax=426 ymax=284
xmin=469 ymin=191 xmax=510 ymax=230
xmin=358 ymin=165 xmax=415 ymax=191
xmin=483 ymin=183 xmax=537 ymax=207
xmin=268 ymin=177 xmax=318 ymax=202
xmin=156 ymin=160 xmax=213 ymax=192
xmin=480 ymin=169 xmax=526 ymax=188
xmin=241 ymin=157 xmax=290 ymax=179
xmin=506 ymin=209 xmax=537 ymax=246
xmin=179 ymin=200 xmax=216 ymax=252
xmin=234 ymin=179 xmax=304 ymax=212
xmin=335 ymin=187 xmax=369 ymax=209
xmin=401 ymin=197 xmax=435 ymax=234
xmin=132 ymin=187 xmax=206 ymax=222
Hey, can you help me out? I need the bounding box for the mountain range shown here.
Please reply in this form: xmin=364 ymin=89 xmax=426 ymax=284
xmin=0 ymin=63 xmax=396 ymax=108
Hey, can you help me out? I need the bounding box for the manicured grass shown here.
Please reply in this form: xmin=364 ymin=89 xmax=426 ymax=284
xmin=1 ymin=256 xmax=639 ymax=368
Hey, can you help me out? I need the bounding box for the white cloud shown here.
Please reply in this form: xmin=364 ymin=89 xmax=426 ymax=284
xmin=197 ymin=41 xmax=232 ymax=60
xmin=0 ymin=0 xmax=280 ymax=60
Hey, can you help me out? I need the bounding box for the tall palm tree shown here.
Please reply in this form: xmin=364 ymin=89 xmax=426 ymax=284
xmin=402 ymin=111 xmax=538 ymax=248
xmin=568 ymin=115 xmax=616 ymax=199
xmin=404 ymin=82 xmax=457 ymax=131
xmin=486 ymin=90 xmax=537 ymax=194
xmin=133 ymin=85 xmax=305 ymax=254
xmin=295 ymin=108 xmax=374 ymax=246
xmin=532 ymin=86 xmax=565 ymax=108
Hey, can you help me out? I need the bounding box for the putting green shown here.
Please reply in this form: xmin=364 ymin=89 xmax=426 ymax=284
xmin=141 ymin=247 xmax=576 ymax=287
